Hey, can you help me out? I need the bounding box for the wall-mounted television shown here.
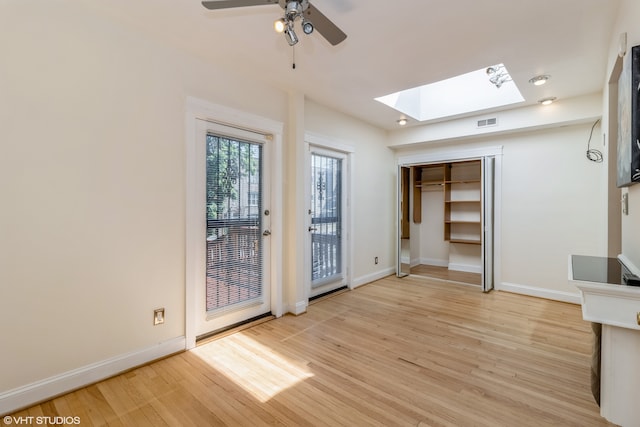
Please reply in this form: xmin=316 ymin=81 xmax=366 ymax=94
xmin=617 ymin=44 xmax=640 ymax=188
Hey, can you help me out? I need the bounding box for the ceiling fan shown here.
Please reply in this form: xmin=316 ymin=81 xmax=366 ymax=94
xmin=201 ymin=0 xmax=347 ymax=46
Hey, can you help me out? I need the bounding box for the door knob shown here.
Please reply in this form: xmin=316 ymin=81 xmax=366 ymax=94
xmin=262 ymin=230 xmax=271 ymax=236
xmin=308 ymin=226 xmax=317 ymax=232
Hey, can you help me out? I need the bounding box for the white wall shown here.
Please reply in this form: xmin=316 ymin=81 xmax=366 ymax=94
xmin=0 ymin=0 xmax=287 ymax=401
xmin=393 ymin=122 xmax=608 ymax=302
xmin=0 ymin=2 xmax=399 ymax=410
xmin=499 ymin=125 xmax=607 ymax=295
xmin=304 ymin=100 xmax=396 ymax=286
xmin=419 ymin=188 xmax=449 ymax=266
xmin=605 ymin=0 xmax=640 ymax=272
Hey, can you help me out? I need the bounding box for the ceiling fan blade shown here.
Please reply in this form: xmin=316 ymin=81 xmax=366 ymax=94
xmin=305 ymin=3 xmax=347 ymax=46
xmin=202 ymin=0 xmax=278 ymax=10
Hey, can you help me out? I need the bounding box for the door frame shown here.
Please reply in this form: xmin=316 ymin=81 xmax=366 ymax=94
xmin=397 ymin=166 xmax=411 ymax=277
xmin=396 ymin=146 xmax=503 ymax=291
xmin=304 ymin=131 xmax=354 ymax=300
xmin=482 ymin=156 xmax=495 ymax=292
xmin=185 ymin=97 xmax=284 ymax=350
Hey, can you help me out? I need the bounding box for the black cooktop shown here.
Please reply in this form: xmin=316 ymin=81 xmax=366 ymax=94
xmin=572 ymin=255 xmax=639 ymax=286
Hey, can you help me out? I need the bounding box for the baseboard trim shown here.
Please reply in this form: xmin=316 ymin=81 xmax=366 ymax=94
xmin=288 ymin=300 xmax=308 ymax=316
xmin=0 ymin=337 xmax=186 ymax=416
xmin=448 ymin=263 xmax=482 ymax=274
xmin=498 ymin=282 xmax=581 ymax=305
xmin=352 ymin=267 xmax=395 ymax=289
xmin=420 ymin=258 xmax=449 ymax=268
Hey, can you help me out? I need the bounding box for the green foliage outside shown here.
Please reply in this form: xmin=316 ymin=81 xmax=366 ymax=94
xmin=206 ymin=135 xmax=260 ymax=221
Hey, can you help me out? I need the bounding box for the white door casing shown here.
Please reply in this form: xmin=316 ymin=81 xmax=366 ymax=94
xmin=304 ymin=132 xmax=354 ymax=300
xmin=186 ymin=97 xmax=283 ymax=349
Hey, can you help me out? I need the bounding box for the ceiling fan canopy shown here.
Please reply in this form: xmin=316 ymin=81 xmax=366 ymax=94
xmin=201 ymin=0 xmax=347 ymax=46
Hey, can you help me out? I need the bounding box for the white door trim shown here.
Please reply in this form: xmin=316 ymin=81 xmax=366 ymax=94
xmin=397 ymin=146 xmax=503 ymax=166
xmin=304 ymin=132 xmax=354 ymax=300
xmin=397 ymin=145 xmax=503 ymax=292
xmin=185 ymin=97 xmax=283 ymax=350
xmin=306 ymin=131 xmax=356 ymax=154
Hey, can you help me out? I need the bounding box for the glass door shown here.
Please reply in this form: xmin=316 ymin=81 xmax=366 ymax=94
xmin=195 ymin=120 xmax=271 ymax=337
xmin=309 ymin=149 xmax=346 ymax=297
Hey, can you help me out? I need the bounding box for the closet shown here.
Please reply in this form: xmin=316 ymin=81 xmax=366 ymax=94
xmin=398 ymin=157 xmax=494 ymax=291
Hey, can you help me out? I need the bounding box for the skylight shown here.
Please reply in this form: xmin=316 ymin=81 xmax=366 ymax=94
xmin=375 ymin=64 xmax=525 ymax=122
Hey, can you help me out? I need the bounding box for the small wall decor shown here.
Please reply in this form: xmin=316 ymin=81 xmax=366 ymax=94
xmin=617 ymin=44 xmax=640 ymax=187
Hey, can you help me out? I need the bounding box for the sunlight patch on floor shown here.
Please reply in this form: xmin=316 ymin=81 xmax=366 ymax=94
xmin=191 ymin=332 xmax=314 ymax=402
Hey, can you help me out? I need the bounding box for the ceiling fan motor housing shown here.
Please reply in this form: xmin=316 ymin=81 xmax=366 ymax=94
xmin=282 ymin=0 xmax=309 ymax=18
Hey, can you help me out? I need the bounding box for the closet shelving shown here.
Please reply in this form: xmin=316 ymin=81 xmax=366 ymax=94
xmin=414 ymin=160 xmax=482 ymax=245
xmin=412 ymin=164 xmax=446 ymax=224
xmin=444 ymin=160 xmax=481 ymax=245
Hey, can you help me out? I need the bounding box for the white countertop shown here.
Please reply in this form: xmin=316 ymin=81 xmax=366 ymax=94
xmin=570 ymin=254 xmax=640 ymax=329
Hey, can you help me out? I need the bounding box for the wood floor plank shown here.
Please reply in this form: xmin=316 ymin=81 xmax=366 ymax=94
xmin=411 ymin=264 xmax=482 ymax=286
xmin=8 ymin=276 xmax=614 ymax=426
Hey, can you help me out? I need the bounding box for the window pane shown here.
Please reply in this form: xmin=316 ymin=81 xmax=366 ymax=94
xmin=310 ymin=153 xmax=342 ymax=285
xmin=206 ymin=134 xmax=263 ymax=312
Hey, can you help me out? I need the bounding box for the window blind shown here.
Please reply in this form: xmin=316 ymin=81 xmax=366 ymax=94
xmin=205 ymin=134 xmax=263 ymax=312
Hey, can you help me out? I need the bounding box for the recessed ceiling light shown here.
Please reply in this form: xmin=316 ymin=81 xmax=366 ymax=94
xmin=529 ymin=75 xmax=550 ymax=86
xmin=539 ymin=97 xmax=557 ymax=105
xmin=397 ymin=118 xmax=408 ymax=126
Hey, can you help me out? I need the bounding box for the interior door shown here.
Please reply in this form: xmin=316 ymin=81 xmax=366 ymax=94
xmin=195 ymin=119 xmax=272 ymax=337
xmin=397 ymin=166 xmax=411 ymax=277
xmin=308 ymin=148 xmax=347 ymax=297
xmin=482 ymin=156 xmax=495 ymax=292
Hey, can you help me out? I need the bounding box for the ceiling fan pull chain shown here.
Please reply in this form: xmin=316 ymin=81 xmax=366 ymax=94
xmin=292 ymin=46 xmax=296 ymax=70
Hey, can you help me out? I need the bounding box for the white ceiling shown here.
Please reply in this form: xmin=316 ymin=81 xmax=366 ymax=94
xmin=84 ymin=0 xmax=621 ymax=130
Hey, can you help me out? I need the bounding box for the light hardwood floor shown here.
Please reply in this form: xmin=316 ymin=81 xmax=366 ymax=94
xmin=11 ymin=276 xmax=614 ymax=426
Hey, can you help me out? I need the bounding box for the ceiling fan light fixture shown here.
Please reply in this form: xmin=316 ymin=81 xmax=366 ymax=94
xmin=284 ymin=25 xmax=299 ymax=46
xmin=302 ymin=19 xmax=314 ymax=35
xmin=274 ymin=18 xmax=286 ymax=33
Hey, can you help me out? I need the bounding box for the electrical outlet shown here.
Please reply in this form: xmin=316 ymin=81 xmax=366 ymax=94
xmin=154 ymin=308 xmax=165 ymax=325
xmin=375 ymin=257 xmax=379 ymax=265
